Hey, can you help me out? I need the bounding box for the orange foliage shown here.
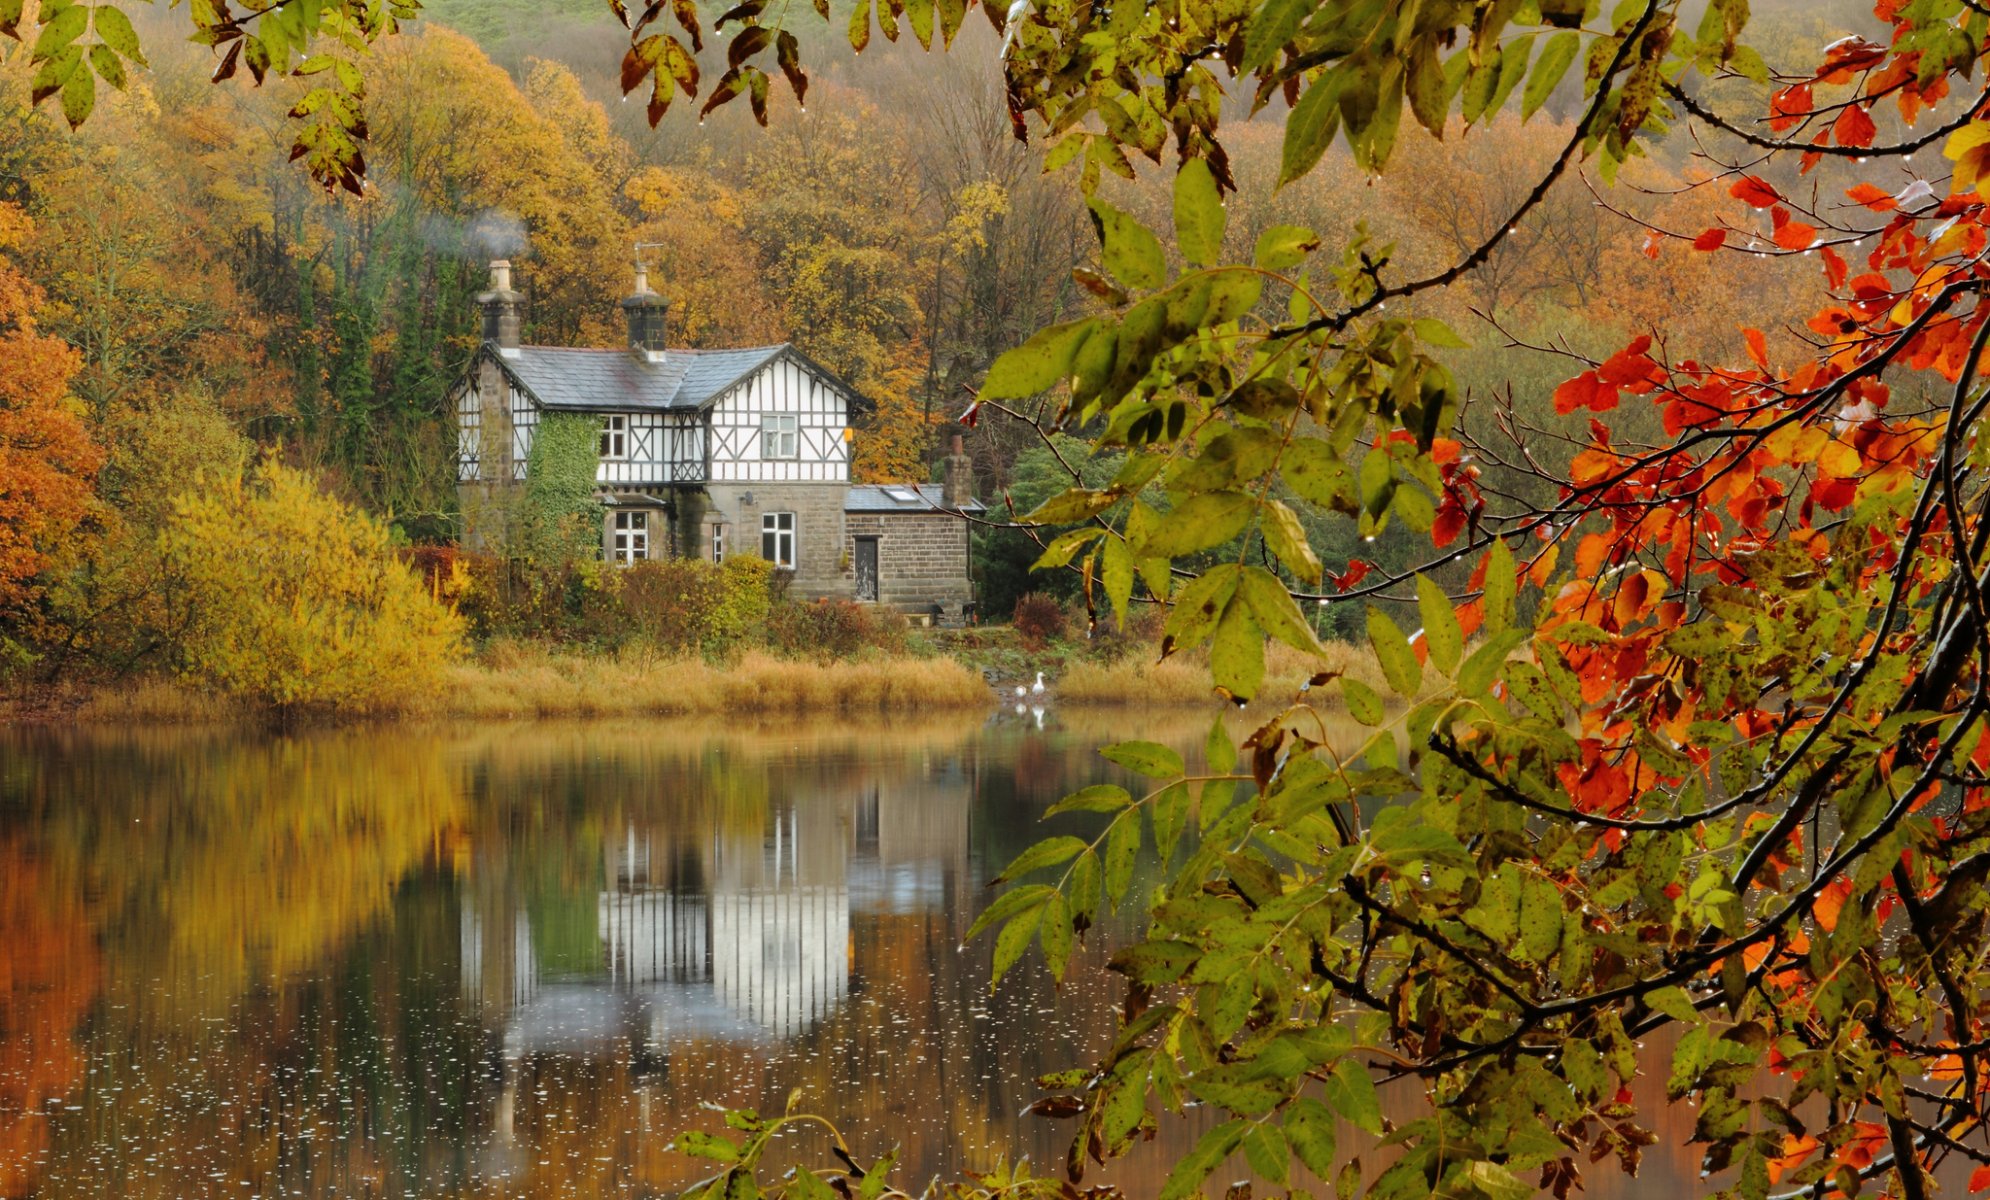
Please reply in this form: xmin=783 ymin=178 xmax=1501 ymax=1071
xmin=0 ymin=202 xmax=101 ymax=617
xmin=0 ymin=840 xmax=99 ymax=1198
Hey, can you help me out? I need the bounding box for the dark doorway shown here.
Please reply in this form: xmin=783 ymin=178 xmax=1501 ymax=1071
xmin=854 ymin=537 xmax=879 ymax=602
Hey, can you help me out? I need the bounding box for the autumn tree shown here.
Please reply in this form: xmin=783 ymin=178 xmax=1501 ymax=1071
xmin=0 ymin=199 xmax=98 ymax=635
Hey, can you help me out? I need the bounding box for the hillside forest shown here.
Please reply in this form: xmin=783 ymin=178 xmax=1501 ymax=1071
xmin=0 ymin=0 xmax=1864 ymax=678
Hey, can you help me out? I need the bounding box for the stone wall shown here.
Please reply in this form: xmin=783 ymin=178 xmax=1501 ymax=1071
xmin=702 ymin=482 xmax=854 ymax=600
xmin=844 ymin=512 xmax=973 ymax=621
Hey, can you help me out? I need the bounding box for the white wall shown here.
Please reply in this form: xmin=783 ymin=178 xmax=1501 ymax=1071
xmin=708 ymin=357 xmax=851 ymax=483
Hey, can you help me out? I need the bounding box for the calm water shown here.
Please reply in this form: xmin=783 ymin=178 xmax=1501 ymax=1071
xmin=0 ymin=710 xmax=1731 ymax=1198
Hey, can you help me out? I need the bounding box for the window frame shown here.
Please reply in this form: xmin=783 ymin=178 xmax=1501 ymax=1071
xmin=601 ymin=414 xmax=629 ymax=461
xmin=759 ymin=414 xmax=799 ymax=461
xmin=612 ymin=510 xmax=649 ymax=564
xmin=711 ymin=525 xmax=726 ymax=564
xmin=761 ymin=511 xmax=796 ymax=569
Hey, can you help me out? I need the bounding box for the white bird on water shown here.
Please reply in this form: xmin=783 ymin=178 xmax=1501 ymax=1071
xmin=1014 ymin=683 xmax=1027 ymax=698
xmin=1031 ymin=671 xmax=1047 ymax=697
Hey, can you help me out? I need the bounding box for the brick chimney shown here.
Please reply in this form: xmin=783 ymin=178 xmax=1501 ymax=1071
xmin=944 ymin=434 xmax=974 ymax=506
xmin=478 ymin=260 xmax=523 ymax=357
xmin=621 ymin=264 xmax=670 ymax=362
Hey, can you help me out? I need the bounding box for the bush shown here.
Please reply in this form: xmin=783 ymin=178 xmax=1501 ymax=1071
xmin=158 ymin=457 xmax=464 ymax=715
xmin=1012 ymin=592 xmax=1066 ymax=649
xmin=767 ymin=598 xmax=907 ymax=660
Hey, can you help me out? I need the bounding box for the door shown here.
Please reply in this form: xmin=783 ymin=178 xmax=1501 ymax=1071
xmin=854 ymin=537 xmax=879 ymax=602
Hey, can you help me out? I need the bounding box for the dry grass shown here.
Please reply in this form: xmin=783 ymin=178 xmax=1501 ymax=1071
xmin=429 ymin=644 xmax=989 ymax=720
xmin=1057 ymin=640 xmax=1397 ymax=708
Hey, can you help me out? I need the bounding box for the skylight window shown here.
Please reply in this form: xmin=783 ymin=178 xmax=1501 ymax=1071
xmin=884 ymin=487 xmax=920 ymax=503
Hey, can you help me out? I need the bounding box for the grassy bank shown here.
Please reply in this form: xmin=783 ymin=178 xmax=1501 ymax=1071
xmin=4 ymin=635 xmax=1402 ymax=726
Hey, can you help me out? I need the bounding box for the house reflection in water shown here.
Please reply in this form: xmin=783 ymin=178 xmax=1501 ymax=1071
xmin=459 ymin=764 xmax=973 ymax=1065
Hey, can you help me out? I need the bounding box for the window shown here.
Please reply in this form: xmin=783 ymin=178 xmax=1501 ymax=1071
xmin=761 ymin=512 xmax=796 ymax=568
xmin=613 ymin=511 xmax=649 ymax=563
xmin=600 ymin=414 xmax=628 ymax=460
xmin=760 ymin=414 xmax=799 ymax=460
xmin=711 ymin=525 xmax=725 ymax=564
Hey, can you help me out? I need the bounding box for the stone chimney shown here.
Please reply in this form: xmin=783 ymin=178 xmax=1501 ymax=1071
xmin=478 ymin=260 xmax=523 ymax=357
xmin=621 ymin=264 xmax=670 ymax=362
xmin=944 ymin=434 xmax=974 ymax=506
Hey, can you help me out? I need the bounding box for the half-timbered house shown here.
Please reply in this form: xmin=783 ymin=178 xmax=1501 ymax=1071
xmin=453 ymin=260 xmax=981 ymax=622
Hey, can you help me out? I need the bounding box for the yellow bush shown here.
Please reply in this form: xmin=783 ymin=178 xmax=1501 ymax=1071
xmin=159 ymin=458 xmax=464 ymax=715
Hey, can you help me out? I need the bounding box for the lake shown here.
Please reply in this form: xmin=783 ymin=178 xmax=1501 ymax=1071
xmin=0 ymin=710 xmax=1719 ymax=1198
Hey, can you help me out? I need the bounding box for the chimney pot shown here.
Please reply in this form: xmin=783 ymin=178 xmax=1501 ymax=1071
xmin=944 ymin=435 xmax=974 ymax=507
xmin=478 ymin=259 xmax=523 ymax=353
xmin=621 ymin=267 xmax=670 ymax=361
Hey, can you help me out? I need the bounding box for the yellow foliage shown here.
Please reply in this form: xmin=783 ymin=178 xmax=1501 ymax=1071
xmin=159 ymin=456 xmax=463 ymax=713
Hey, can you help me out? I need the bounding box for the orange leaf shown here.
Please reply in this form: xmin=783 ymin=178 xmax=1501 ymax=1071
xmin=1554 ymin=370 xmax=1618 ymax=414
xmin=1743 ymin=327 xmax=1769 ymax=368
xmin=1845 ymin=182 xmax=1896 ymax=211
xmin=1833 ymin=104 xmax=1877 ymax=148
xmin=1769 ymin=83 xmax=1812 ymax=133
xmin=1730 ymin=175 xmax=1782 ymax=208
xmin=1773 ymin=220 xmax=1819 ymax=251
xmin=1968 ymin=1163 xmax=1990 ymax=1192
xmin=1693 ymin=227 xmax=1726 ymax=251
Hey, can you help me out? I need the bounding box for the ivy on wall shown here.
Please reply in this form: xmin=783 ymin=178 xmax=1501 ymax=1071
xmin=521 ymin=414 xmax=602 ymax=564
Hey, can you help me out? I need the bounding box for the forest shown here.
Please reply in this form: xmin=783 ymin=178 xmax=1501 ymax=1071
xmin=0 ymin=0 xmax=1852 ymax=705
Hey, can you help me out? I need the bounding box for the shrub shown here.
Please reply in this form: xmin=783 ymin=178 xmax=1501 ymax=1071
xmin=158 ymin=457 xmax=464 ymax=715
xmin=767 ymin=598 xmax=906 ymax=660
xmin=1011 ymin=591 xmax=1066 ymax=649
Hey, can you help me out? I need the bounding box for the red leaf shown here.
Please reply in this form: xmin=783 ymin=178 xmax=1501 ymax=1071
xmin=1743 ymin=327 xmax=1769 ymax=369
xmin=1769 ymin=83 xmax=1812 ymax=132
xmin=1773 ymin=220 xmax=1819 ymax=250
xmin=1820 ymin=244 xmax=1848 ymax=288
xmin=1818 ymin=36 xmax=1886 ymax=84
xmin=1641 ymin=229 xmax=1662 ymax=260
xmin=1554 ymin=370 xmax=1619 ymax=414
xmin=1833 ymin=104 xmax=1876 ymax=148
xmin=1693 ymin=227 xmax=1727 ymax=251
xmin=1730 ymin=175 xmax=1782 ymax=208
xmin=1845 ymin=182 xmax=1895 ymax=212
xmin=1968 ymin=1163 xmax=1990 ymax=1193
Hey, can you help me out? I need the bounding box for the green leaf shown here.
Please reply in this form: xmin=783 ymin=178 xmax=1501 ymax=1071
xmin=1524 ymin=30 xmax=1580 ymax=118
xmin=1164 ymin=562 xmax=1242 ymax=650
xmin=1102 ymin=741 xmax=1183 ymax=779
xmin=1280 ymin=72 xmax=1343 ymax=187
xmin=1484 ymin=537 xmax=1517 ymax=635
xmin=1323 ymin=1058 xmax=1382 ymax=1134
xmin=1341 ymin=677 xmax=1385 ymax=725
xmin=1253 ymin=223 xmax=1320 ymax=270
xmin=1647 ymin=985 xmax=1699 ymax=1023
xmin=1173 ymin=156 xmax=1225 ymax=267
xmin=86 ymin=41 xmax=123 ymax=88
xmin=1285 ymin=1097 xmax=1337 ymax=1181
xmin=1367 ymin=606 xmax=1422 ymax=697
xmin=1518 ymin=875 xmax=1564 ymax=962
xmin=1416 ymin=574 xmax=1462 ymax=674
xmin=994 ymin=836 xmax=1088 ymax=883
xmin=1133 ymin=491 xmax=1253 ymax=558
xmin=1211 ymin=591 xmax=1265 ymax=702
xmin=1405 ymin=37 xmax=1448 ymax=136
xmin=1283 ymin=438 xmax=1353 ymax=511
xmin=1045 ymin=783 xmax=1133 ymax=816
xmin=1100 ymin=535 xmax=1135 ymax=626
xmin=32 ymin=2 xmax=85 ymax=55
xmin=1110 ymin=938 xmax=1200 ymax=983
xmin=1260 ymin=498 xmax=1323 ymax=584
xmin=1031 ymin=526 xmax=1105 ymax=570
xmin=991 ymin=902 xmax=1045 ymax=985
xmin=91 ymin=3 xmax=142 ymax=62
xmin=979 ymin=317 xmax=1097 ymax=400
xmin=1150 ymin=781 xmax=1190 ymax=866
xmin=1022 ymin=486 xmax=1117 ymax=525
xmin=1103 ymin=812 xmax=1141 ymax=910
xmin=1240 ymin=564 xmax=1324 ymax=655
xmin=1157 ymin=1119 xmax=1247 ymax=1200
xmin=1241 ymin=0 xmax=1305 ymax=72
xmin=671 ymin=1131 xmax=741 ymax=1163
xmin=1458 ymin=629 xmax=1526 ymax=697
xmin=1412 ymin=316 xmax=1469 ymax=348
xmin=963 ymin=883 xmax=1055 ymax=942
xmin=1039 ymin=889 xmax=1072 ymax=982
xmin=1242 ymin=1123 xmax=1289 ymax=1186
xmin=1088 ymin=198 xmax=1166 ymax=289
xmin=789 ymin=1167 xmax=839 ymax=1200
xmin=58 ymin=54 xmax=93 ymax=126
xmin=0 ymin=0 xmax=23 ymax=39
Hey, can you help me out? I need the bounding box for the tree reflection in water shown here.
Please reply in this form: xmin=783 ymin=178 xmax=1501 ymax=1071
xmin=0 ymin=711 xmax=1719 ymax=1199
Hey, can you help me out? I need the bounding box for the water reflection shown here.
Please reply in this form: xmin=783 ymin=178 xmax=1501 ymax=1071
xmin=0 ymin=708 xmax=1723 ymax=1199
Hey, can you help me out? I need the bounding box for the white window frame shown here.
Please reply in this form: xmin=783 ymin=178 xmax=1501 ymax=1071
xmin=613 ymin=510 xmax=649 ymax=563
xmin=601 ymin=414 xmax=629 ymax=460
xmin=761 ymin=512 xmax=796 ymax=568
xmin=712 ymin=525 xmax=726 ymax=564
xmin=760 ymin=414 xmax=799 ymax=460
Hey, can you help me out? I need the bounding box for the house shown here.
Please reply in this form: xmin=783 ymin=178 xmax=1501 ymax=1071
xmin=452 ymin=259 xmax=982 ymax=623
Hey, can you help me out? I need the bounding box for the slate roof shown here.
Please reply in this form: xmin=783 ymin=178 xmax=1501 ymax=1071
xmin=844 ymin=483 xmax=986 ymax=514
xmin=492 ymin=344 xmax=792 ymax=412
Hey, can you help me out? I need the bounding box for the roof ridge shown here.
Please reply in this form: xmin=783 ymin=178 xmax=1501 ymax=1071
xmin=513 ymin=343 xmax=789 ymax=356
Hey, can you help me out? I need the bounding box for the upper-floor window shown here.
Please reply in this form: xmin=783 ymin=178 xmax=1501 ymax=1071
xmin=712 ymin=525 xmax=726 ymax=564
xmin=613 ymin=511 xmax=648 ymax=563
xmin=760 ymin=414 xmax=799 ymax=460
xmin=762 ymin=512 xmax=796 ymax=568
xmin=601 ymin=414 xmax=628 ymax=460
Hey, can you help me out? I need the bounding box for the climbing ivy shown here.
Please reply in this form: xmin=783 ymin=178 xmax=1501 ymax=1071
xmin=521 ymin=414 xmax=601 ymax=565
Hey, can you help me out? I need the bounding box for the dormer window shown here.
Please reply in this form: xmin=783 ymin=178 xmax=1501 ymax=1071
xmin=600 ymin=415 xmax=628 ymax=460
xmin=760 ymin=414 xmax=798 ymax=460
